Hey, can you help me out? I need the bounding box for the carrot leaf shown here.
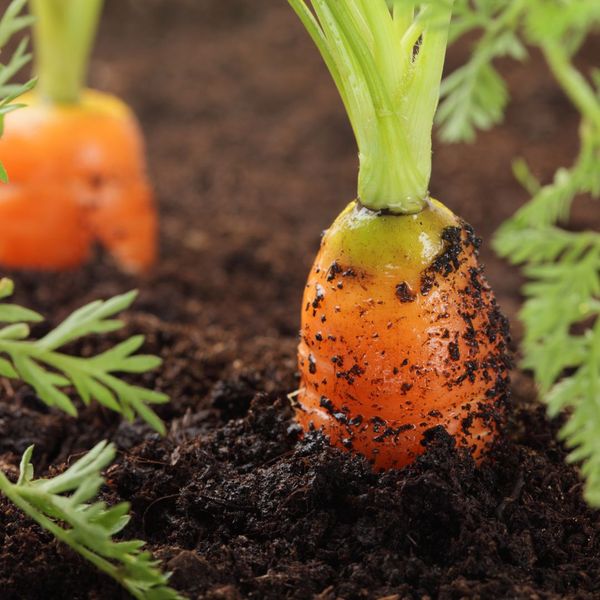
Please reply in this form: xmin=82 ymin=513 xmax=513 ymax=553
xmin=0 ymin=0 xmax=35 ymax=179
xmin=0 ymin=280 xmax=169 ymax=434
xmin=0 ymin=441 xmax=185 ymax=599
xmin=443 ymin=0 xmax=600 ymax=506
xmin=437 ymin=0 xmax=527 ymax=142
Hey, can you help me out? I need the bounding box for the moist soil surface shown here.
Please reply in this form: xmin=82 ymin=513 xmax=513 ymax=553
xmin=1 ymin=1 xmax=600 ymax=599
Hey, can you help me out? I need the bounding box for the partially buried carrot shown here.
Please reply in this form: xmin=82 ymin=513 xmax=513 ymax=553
xmin=289 ymin=0 xmax=511 ymax=469
xmin=0 ymin=0 xmax=156 ymax=272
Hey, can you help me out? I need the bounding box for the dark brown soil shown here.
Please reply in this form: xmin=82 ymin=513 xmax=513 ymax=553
xmin=1 ymin=1 xmax=599 ymax=599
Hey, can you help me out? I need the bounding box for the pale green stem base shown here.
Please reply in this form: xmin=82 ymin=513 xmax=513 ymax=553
xmin=29 ymin=0 xmax=104 ymax=104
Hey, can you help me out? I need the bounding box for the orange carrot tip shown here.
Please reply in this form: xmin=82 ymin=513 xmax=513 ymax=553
xmin=289 ymin=1 xmax=511 ymax=469
xmin=0 ymin=0 xmax=157 ymax=273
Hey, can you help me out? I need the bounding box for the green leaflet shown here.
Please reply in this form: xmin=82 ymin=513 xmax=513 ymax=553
xmin=0 ymin=442 xmax=185 ymax=600
xmin=442 ymin=0 xmax=600 ymax=505
xmin=0 ymin=0 xmax=35 ymax=181
xmin=0 ymin=281 xmax=169 ymax=434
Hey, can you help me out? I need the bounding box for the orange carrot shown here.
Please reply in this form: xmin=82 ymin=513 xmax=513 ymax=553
xmin=0 ymin=0 xmax=156 ymax=272
xmin=289 ymin=1 xmax=511 ymax=468
xmin=297 ymin=200 xmax=510 ymax=468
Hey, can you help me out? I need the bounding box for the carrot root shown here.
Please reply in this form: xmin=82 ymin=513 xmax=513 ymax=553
xmin=0 ymin=90 xmax=157 ymax=272
xmin=296 ymin=200 xmax=511 ymax=469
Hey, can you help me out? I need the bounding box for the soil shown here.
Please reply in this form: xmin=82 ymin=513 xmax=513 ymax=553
xmin=1 ymin=1 xmax=599 ymax=599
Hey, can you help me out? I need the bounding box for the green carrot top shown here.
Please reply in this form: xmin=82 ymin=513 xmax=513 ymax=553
xmin=288 ymin=0 xmax=453 ymax=214
xmin=29 ymin=0 xmax=104 ymax=104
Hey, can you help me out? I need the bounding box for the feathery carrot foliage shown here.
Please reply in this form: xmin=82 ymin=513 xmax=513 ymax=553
xmin=440 ymin=0 xmax=600 ymax=505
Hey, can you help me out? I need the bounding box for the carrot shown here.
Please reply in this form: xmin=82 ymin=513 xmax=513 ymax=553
xmin=289 ymin=1 xmax=511 ymax=469
xmin=0 ymin=0 xmax=156 ymax=272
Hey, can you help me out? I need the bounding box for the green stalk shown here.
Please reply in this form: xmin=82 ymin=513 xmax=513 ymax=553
xmin=542 ymin=43 xmax=600 ymax=132
xmin=288 ymin=0 xmax=454 ymax=214
xmin=29 ymin=0 xmax=104 ymax=104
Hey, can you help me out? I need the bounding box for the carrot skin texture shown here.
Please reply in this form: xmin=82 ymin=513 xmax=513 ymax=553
xmin=0 ymin=90 xmax=157 ymax=272
xmin=296 ymin=200 xmax=511 ymax=469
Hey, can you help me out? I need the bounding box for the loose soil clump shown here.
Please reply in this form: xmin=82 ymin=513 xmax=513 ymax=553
xmin=3 ymin=367 xmax=600 ymax=599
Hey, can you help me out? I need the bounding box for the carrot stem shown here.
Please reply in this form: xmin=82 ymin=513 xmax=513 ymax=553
xmin=541 ymin=43 xmax=600 ymax=132
xmin=288 ymin=1 xmax=454 ymax=214
xmin=29 ymin=0 xmax=104 ymax=104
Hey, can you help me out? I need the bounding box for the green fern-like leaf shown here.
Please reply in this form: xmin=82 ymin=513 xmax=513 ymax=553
xmin=547 ymin=323 xmax=600 ymax=506
xmin=0 ymin=279 xmax=169 ymax=434
xmin=0 ymin=441 xmax=185 ymax=600
xmin=437 ymin=59 xmax=509 ymax=142
xmin=437 ymin=1 xmax=527 ymax=142
xmin=447 ymin=0 xmax=600 ymax=506
xmin=0 ymin=0 xmax=35 ymax=166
